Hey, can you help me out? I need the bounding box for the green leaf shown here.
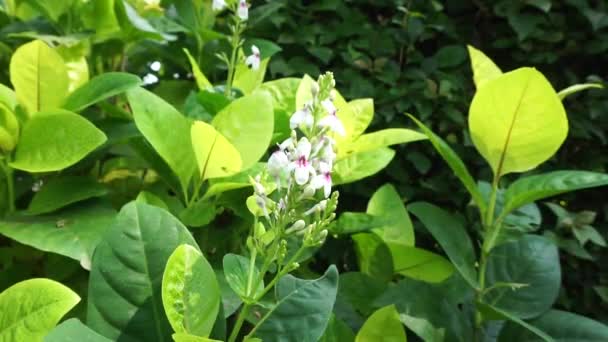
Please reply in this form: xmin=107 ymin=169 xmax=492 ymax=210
xmin=0 ymin=278 xmax=80 ymax=341
xmin=0 ymin=102 xmax=19 ymax=151
xmin=191 ymin=120 xmax=242 ymax=180
xmin=408 ymin=202 xmax=478 ymax=289
xmin=162 ymin=244 xmax=220 ymax=337
xmin=339 ymin=128 xmax=427 ymax=158
xmin=331 ymin=212 xmax=393 ymax=235
xmin=477 ymin=302 xmax=552 ymax=342
xmin=128 ymin=87 xmax=197 ymax=192
xmin=319 ymin=315 xmax=355 ymax=342
xmin=10 ymin=110 xmax=107 ymax=172
xmin=222 ymin=253 xmax=263 ymax=301
xmin=483 ymin=235 xmax=560 ymax=319
xmin=9 ymin=40 xmax=69 ymax=115
xmin=557 ymin=83 xmax=603 ymax=100
xmin=63 ymin=72 xmax=142 ymax=112
xmin=0 ymin=83 xmax=17 ymax=110
xmin=233 ymin=58 xmax=270 ymax=95
xmin=342 ymin=98 xmax=374 ymax=140
xmin=352 ymin=233 xmax=394 ymax=282
xmin=499 ymin=309 xmax=608 ymax=341
xmin=0 ymin=203 xmax=115 ymax=270
xmin=254 ymin=265 xmax=339 ymax=342
xmin=367 ymin=183 xmax=415 ymax=247
xmin=212 ymin=91 xmax=274 ymax=170
xmin=260 ymin=78 xmax=299 ymax=143
xmin=501 ymin=171 xmax=608 ymax=217
xmin=355 ymin=305 xmax=406 ymax=342
xmin=172 ymin=333 xmax=222 ymax=342
xmin=203 ymin=163 xmax=266 ymax=199
xmin=87 ymin=202 xmax=198 ymax=342
xmin=45 ymin=319 xmax=111 ymax=342
xmin=179 ymin=199 xmax=216 ymax=227
xmin=338 ymin=272 xmax=387 ymax=315
xmin=467 ymin=45 xmax=503 ymax=88
xmin=407 ymin=114 xmax=486 ymax=213
xmin=469 ymin=67 xmax=567 ymax=177
xmin=399 ymin=314 xmax=445 ymax=342
xmin=391 ymin=245 xmax=455 ymax=283
xmin=136 ymin=191 xmax=169 ymax=211
xmin=333 ymin=147 xmax=395 ymax=185
xmin=183 ymin=49 xmax=212 ymax=90
xmin=27 ymin=176 xmax=107 ymax=215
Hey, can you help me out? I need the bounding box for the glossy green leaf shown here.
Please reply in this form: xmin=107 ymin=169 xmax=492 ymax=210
xmin=467 ymin=45 xmax=502 ymax=88
xmin=352 ymin=233 xmax=394 ymax=282
xmin=399 ymin=314 xmax=445 ymax=342
xmin=10 ymin=110 xmax=107 ymax=172
xmin=254 ymin=266 xmax=339 ymax=342
xmin=203 ymin=163 xmax=266 ymax=199
xmin=333 ymin=147 xmax=395 ymax=185
xmin=469 ymin=67 xmax=567 ymax=177
xmin=478 ymin=302 xmax=552 ymax=342
xmin=483 ymin=235 xmax=560 ymax=319
xmin=45 ymin=319 xmax=111 ymax=342
xmin=136 ymin=191 xmax=169 ymax=211
xmin=0 ymin=102 xmax=19 ymax=151
xmin=355 ymin=305 xmax=406 ymax=342
xmin=179 ymin=199 xmax=216 ymax=227
xmin=9 ymin=40 xmax=68 ymax=115
xmin=63 ymin=72 xmax=141 ymax=112
xmin=191 ymin=120 xmax=242 ymax=180
xmin=184 ymin=49 xmax=212 ymax=90
xmin=499 ymin=310 xmax=608 ymax=342
xmin=557 ymin=83 xmax=603 ymax=100
xmin=172 ymin=333 xmax=222 ymax=342
xmin=319 ymin=315 xmax=355 ymax=342
xmin=0 ymin=203 xmax=115 ymax=269
xmin=343 ymin=99 xmax=374 ymax=140
xmin=223 ymin=253 xmax=263 ymax=301
xmin=234 ymin=58 xmax=270 ymax=95
xmin=212 ymin=91 xmax=274 ymax=170
xmin=128 ymin=87 xmax=197 ymax=191
xmin=408 ymin=114 xmax=486 ymax=213
xmin=331 ymin=212 xmax=392 ymax=235
xmin=391 ymin=245 xmax=455 ymax=283
xmin=339 ymin=128 xmax=426 ymax=158
xmin=367 ymin=183 xmax=415 ymax=247
xmin=338 ymin=272 xmax=387 ymax=315
xmin=501 ymin=171 xmax=608 ymax=217
xmin=27 ymin=176 xmax=107 ymax=215
xmin=260 ymin=78 xmax=299 ymax=143
xmin=162 ymin=244 xmax=220 ymax=337
xmin=87 ymin=202 xmax=198 ymax=342
xmin=0 ymin=83 xmax=17 ymax=110
xmin=408 ymin=202 xmax=478 ymax=289
xmin=0 ymin=278 xmax=80 ymax=342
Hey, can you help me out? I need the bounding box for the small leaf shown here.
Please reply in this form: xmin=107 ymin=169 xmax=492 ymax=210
xmin=27 ymin=176 xmax=107 ymax=215
xmin=0 ymin=278 xmax=80 ymax=341
xmin=222 ymin=253 xmax=263 ymax=300
xmin=172 ymin=333 xmax=222 ymax=342
xmin=352 ymin=233 xmax=394 ymax=282
xmin=355 ymin=305 xmax=406 ymax=342
xmin=367 ymin=183 xmax=415 ymax=247
xmin=191 ymin=121 xmax=242 ymax=180
xmin=331 ymin=212 xmax=393 ymax=235
xmin=63 ymin=72 xmax=142 ymax=112
xmin=11 ymin=110 xmax=107 ymax=172
xmin=234 ymin=58 xmax=270 ymax=95
xmin=45 ymin=318 xmax=111 ymax=342
xmin=333 ymin=147 xmax=395 ymax=185
xmin=183 ymin=49 xmax=212 ymax=90
xmin=391 ymin=245 xmax=455 ymax=283
xmin=557 ymin=83 xmax=603 ymax=100
xmin=478 ymin=303 xmax=552 ymax=342
xmin=162 ymin=245 xmax=220 ymax=337
xmin=469 ymin=68 xmax=568 ymax=177
xmin=339 ymin=128 xmax=427 ymax=158
xmin=467 ymin=45 xmax=503 ymax=88
xmin=179 ymin=199 xmax=216 ymax=228
xmin=399 ymin=314 xmax=445 ymax=342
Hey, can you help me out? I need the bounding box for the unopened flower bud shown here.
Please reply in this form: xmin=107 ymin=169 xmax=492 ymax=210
xmin=311 ymin=81 xmax=320 ymax=96
xmin=317 ymin=229 xmax=328 ymax=242
xmin=300 ymin=184 xmax=316 ymax=199
xmin=285 ymin=220 xmax=306 ymax=234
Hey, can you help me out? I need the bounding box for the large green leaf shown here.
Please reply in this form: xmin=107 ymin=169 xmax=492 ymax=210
xmin=469 ymin=68 xmax=567 ymax=177
xmin=355 ymin=305 xmax=406 ymax=342
xmin=408 ymin=202 xmax=478 ymax=289
xmin=342 ymin=99 xmax=373 ymax=140
xmin=483 ymin=235 xmax=560 ymax=319
xmin=339 ymin=128 xmax=426 ymax=158
xmin=11 ymin=110 xmax=107 ymax=172
xmin=222 ymin=253 xmax=263 ymax=301
xmin=162 ymin=244 xmax=220 ymax=337
xmin=191 ymin=121 xmax=242 ymax=180
xmin=333 ymin=147 xmax=395 ymax=185
xmin=45 ymin=319 xmax=111 ymax=342
xmin=0 ymin=203 xmax=115 ymax=269
xmin=408 ymin=115 xmax=486 ymax=213
xmin=211 ymin=91 xmax=274 ymax=170
xmin=260 ymin=78 xmax=299 ymax=143
xmin=27 ymin=176 xmax=108 ymax=215
xmin=0 ymin=278 xmax=80 ymax=342
xmin=367 ymin=183 xmax=414 ymax=246
xmin=128 ymin=87 xmax=197 ymax=192
xmin=9 ymin=40 xmax=68 ymax=115
xmin=352 ymin=233 xmax=394 ymax=282
xmin=63 ymin=72 xmax=141 ymax=112
xmin=501 ymin=171 xmax=608 ymax=217
xmin=87 ymin=202 xmax=198 ymax=342
xmin=467 ymin=45 xmax=502 ymax=88
xmin=254 ymin=266 xmax=339 ymax=342
xmin=499 ymin=310 xmax=608 ymax=341
xmin=391 ymin=245 xmax=455 ymax=283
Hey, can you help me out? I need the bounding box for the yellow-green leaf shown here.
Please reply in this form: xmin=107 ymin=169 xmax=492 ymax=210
xmin=355 ymin=305 xmax=406 ymax=342
xmin=9 ymin=40 xmax=69 ymax=115
xmin=184 ymin=48 xmax=212 ymax=90
xmin=233 ymin=57 xmax=269 ymax=95
xmin=467 ymin=45 xmax=502 ymax=89
xmin=191 ymin=121 xmax=242 ymax=180
xmin=469 ymin=67 xmax=567 ymax=177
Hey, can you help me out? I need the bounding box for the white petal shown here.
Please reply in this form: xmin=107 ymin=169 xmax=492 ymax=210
xmin=212 ymin=0 xmax=226 ymax=10
xmin=251 ymin=56 xmax=260 ymax=70
xmin=290 ymin=110 xmax=306 ymax=129
xmin=318 ymin=161 xmax=331 ymax=174
xmin=296 ymin=137 xmax=311 ymax=158
xmin=310 ymin=174 xmax=325 ymax=189
xmin=321 ymin=99 xmax=336 ymax=115
xmin=251 ymin=45 xmax=260 ymax=55
xmin=237 ymin=0 xmax=248 ymax=20
xmin=332 ymin=117 xmax=346 ymax=136
xmin=303 ymin=110 xmax=314 ymax=128
xmin=324 ymin=181 xmax=332 ymax=198
xmin=295 ymin=166 xmax=309 ymax=185
xmin=279 ymin=137 xmax=292 ymax=150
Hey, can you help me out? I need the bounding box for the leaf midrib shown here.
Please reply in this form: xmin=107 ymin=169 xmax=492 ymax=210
xmin=0 ymin=298 xmax=75 ymax=338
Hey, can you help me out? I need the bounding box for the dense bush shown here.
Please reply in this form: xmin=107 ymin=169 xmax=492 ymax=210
xmin=0 ymin=0 xmax=607 ymax=341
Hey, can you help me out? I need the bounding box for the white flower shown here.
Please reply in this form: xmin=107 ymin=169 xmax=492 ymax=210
xmin=321 ymin=99 xmax=337 ymax=116
xmin=212 ymin=0 xmax=226 ymax=11
xmin=279 ymin=137 xmax=293 ymax=151
xmin=311 ymin=162 xmax=332 ymax=198
xmin=245 ymin=45 xmax=260 ymax=70
xmin=290 ymin=104 xmax=314 ymax=129
xmin=290 ymin=138 xmax=315 ymax=185
xmin=237 ymin=0 xmax=248 ymax=20
xmin=267 ymin=150 xmax=289 ymax=178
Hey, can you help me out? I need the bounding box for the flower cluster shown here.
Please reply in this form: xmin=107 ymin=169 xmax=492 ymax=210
xmin=248 ymin=72 xmax=342 ymax=260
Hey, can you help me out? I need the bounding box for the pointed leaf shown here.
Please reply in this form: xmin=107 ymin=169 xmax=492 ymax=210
xmin=557 ymin=83 xmax=603 ymax=100
xmin=399 ymin=314 xmax=445 ymax=342
xmin=11 ymin=110 xmax=107 ymax=172
xmin=27 ymin=176 xmax=108 ymax=215
xmin=469 ymin=67 xmax=567 ymax=177
xmin=234 ymin=58 xmax=269 ymax=95
xmin=355 ymin=305 xmax=406 ymax=342
xmin=339 ymin=128 xmax=427 ymax=158
xmin=333 ymin=147 xmax=395 ymax=185
xmin=391 ymin=245 xmax=455 ymax=283
xmin=222 ymin=253 xmax=263 ymax=300
xmin=63 ymin=72 xmax=142 ymax=112
xmin=367 ymin=183 xmax=414 ymax=246
xmin=191 ymin=121 xmax=242 ymax=180
xmin=467 ymin=45 xmax=502 ymax=88
xmin=319 ymin=315 xmax=355 ymax=342
xmin=45 ymin=319 xmax=111 ymax=342
xmin=183 ymin=49 xmax=212 ymax=90
xmin=478 ymin=303 xmax=552 ymax=342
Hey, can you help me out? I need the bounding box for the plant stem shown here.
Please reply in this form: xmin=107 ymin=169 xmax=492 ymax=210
xmin=228 ymin=303 xmax=251 ymax=342
xmin=254 ymin=246 xmax=306 ymax=302
xmin=224 ymin=20 xmax=242 ymax=97
xmin=1 ymin=160 xmax=15 ymax=213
